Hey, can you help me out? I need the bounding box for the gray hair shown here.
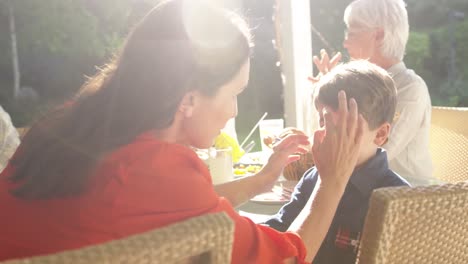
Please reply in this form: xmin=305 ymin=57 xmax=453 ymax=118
xmin=344 ymin=0 xmax=409 ymax=60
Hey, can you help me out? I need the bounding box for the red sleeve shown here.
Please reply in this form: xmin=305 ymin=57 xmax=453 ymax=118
xmin=218 ymin=198 xmax=307 ymax=264
xmin=106 ymin=141 xmax=307 ymax=263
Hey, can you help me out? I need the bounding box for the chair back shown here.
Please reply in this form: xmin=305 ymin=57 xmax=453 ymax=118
xmin=356 ymin=182 xmax=468 ymax=264
xmin=1 ymin=212 xmax=234 ymax=264
xmin=430 ymin=106 xmax=468 ymax=183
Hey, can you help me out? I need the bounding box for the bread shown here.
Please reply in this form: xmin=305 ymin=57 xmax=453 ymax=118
xmin=283 ymin=152 xmax=314 ymax=181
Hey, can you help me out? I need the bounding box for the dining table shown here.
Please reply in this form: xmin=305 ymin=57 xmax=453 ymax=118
xmin=232 ymin=151 xmax=298 ymax=223
xmin=236 ymin=180 xmax=297 ymax=224
xmin=237 ymin=200 xmax=285 ymax=223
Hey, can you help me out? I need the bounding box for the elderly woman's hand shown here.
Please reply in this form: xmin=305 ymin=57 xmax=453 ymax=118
xmin=308 ymin=49 xmax=342 ymax=83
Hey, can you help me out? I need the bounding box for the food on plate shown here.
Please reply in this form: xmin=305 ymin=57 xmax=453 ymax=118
xmin=262 ymin=135 xmax=276 ymax=148
xmin=233 ymin=163 xmax=263 ymax=176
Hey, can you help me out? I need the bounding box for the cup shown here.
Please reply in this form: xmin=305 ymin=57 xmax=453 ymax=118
xmin=259 ymin=119 xmax=284 ymax=151
xmin=208 ymin=147 xmax=233 ymax=185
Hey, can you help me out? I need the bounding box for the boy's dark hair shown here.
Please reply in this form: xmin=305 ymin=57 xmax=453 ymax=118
xmin=315 ymin=60 xmax=397 ymax=129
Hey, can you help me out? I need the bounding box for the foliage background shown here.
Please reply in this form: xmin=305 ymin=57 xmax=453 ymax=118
xmin=0 ymin=0 xmax=467 ymax=145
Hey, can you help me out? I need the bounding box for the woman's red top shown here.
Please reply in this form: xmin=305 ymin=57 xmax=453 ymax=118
xmin=0 ymin=133 xmax=306 ymax=263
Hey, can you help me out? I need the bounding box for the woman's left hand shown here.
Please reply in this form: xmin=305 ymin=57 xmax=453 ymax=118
xmin=214 ymin=128 xmax=309 ymax=206
xmin=257 ymin=128 xmax=310 ymax=190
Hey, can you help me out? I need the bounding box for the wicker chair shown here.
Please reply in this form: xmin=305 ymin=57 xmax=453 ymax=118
xmin=356 ymin=182 xmax=468 ymax=264
xmin=1 ymin=212 xmax=234 ymax=264
xmin=430 ymin=106 xmax=468 ymax=183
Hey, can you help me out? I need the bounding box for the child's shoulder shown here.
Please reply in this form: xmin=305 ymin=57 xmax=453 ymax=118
xmin=378 ymin=169 xmax=410 ymax=188
xmin=302 ymin=166 xmax=319 ymax=181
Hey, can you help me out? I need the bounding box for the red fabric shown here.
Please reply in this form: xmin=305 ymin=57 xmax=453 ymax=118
xmin=0 ymin=133 xmax=306 ymax=263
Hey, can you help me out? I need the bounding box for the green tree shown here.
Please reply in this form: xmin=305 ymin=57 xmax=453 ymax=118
xmin=406 ymin=0 xmax=468 ymax=29
xmin=405 ymin=32 xmax=431 ymax=83
xmin=310 ymin=0 xmax=352 ymax=58
xmin=0 ymin=0 xmax=158 ymax=126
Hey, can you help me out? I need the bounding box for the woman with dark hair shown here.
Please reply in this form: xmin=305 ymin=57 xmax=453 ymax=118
xmin=0 ymin=0 xmax=364 ymax=263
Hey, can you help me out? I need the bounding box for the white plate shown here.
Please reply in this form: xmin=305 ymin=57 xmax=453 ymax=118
xmin=250 ymin=180 xmax=298 ymax=205
xmin=250 ymin=192 xmax=289 ymax=205
xmin=239 ymin=151 xmax=270 ymax=164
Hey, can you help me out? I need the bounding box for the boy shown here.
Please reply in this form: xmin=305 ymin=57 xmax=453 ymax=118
xmin=264 ymin=60 xmax=409 ymax=264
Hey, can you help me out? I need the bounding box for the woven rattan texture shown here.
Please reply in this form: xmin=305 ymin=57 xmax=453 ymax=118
xmin=356 ymin=182 xmax=468 ymax=264
xmin=2 ymin=212 xmax=234 ymax=264
xmin=430 ymin=107 xmax=468 ymax=183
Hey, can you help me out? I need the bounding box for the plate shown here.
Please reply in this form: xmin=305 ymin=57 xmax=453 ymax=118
xmin=250 ymin=180 xmax=298 ymax=205
xmin=238 ymin=151 xmax=270 ymax=164
xmin=250 ymin=192 xmax=290 ymax=205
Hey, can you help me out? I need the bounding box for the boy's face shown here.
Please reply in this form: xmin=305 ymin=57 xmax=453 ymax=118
xmin=314 ymin=98 xmax=391 ymax=166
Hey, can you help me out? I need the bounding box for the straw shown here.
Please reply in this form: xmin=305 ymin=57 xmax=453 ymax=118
xmin=243 ymin=140 xmax=256 ymax=155
xmin=240 ymin=112 xmax=268 ymax=148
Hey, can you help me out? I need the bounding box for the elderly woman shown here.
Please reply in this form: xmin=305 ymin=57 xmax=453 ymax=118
xmin=313 ymin=0 xmax=432 ymax=185
xmin=0 ymin=1 xmax=364 ymax=263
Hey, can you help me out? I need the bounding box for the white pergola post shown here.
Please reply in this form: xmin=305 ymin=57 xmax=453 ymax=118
xmin=277 ymin=0 xmax=317 ymax=136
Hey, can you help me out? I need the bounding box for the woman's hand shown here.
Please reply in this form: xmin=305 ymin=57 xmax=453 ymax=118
xmin=263 ymin=127 xmax=310 ymax=150
xmin=258 ymin=128 xmax=310 ymax=191
xmin=289 ymin=90 xmax=365 ymax=262
xmin=214 ymin=128 xmax=309 ymax=206
xmin=312 ymin=90 xmax=365 ymax=188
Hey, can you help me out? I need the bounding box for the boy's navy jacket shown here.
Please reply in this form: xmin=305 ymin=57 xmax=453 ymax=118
xmin=264 ymin=148 xmax=409 ymax=264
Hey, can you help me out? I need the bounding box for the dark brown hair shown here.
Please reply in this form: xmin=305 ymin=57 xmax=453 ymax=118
xmin=8 ymin=0 xmax=251 ymax=199
xmin=315 ymin=60 xmax=397 ymax=129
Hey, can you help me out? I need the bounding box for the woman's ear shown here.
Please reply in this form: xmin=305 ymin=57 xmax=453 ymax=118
xmin=373 ymin=122 xmax=391 ymax=146
xmin=178 ymin=91 xmax=197 ymax=118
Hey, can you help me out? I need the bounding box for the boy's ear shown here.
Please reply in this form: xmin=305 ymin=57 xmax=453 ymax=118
xmin=373 ymin=122 xmax=391 ymax=146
